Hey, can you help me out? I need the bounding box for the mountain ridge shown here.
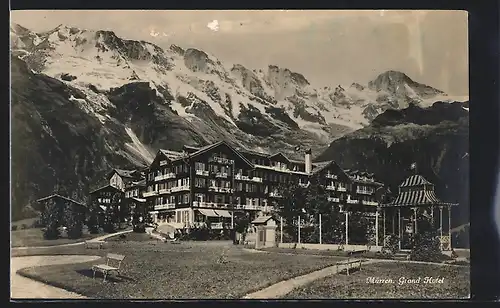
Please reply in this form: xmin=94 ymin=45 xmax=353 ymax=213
xmin=10 ymin=22 xmax=469 ymax=220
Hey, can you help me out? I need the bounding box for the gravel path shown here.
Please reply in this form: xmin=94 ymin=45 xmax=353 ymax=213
xmin=10 ymin=230 xmax=133 ymax=300
xmin=11 ymin=255 xmax=100 ymax=299
xmin=11 ymin=230 xmax=133 ymax=251
xmin=243 ymin=259 xmax=381 ymax=299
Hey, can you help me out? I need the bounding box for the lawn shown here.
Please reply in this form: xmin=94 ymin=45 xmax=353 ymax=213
xmin=259 ymin=247 xmax=395 ymax=260
xmin=11 ymin=228 xmax=101 ymax=248
xmin=16 ymin=236 xmax=347 ymax=299
xmin=284 ymin=261 xmax=470 ymax=299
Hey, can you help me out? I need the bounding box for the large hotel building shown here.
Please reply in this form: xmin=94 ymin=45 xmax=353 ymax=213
xmin=139 ymin=141 xmax=384 ymax=229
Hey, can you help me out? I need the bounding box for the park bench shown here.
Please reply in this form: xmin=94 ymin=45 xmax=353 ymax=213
xmin=85 ymin=240 xmax=105 ymax=249
xmin=92 ymin=253 xmax=126 ymax=282
xmin=336 ymin=259 xmax=363 ymax=276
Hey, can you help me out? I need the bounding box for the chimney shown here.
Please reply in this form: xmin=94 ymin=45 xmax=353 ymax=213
xmin=305 ymin=148 xmax=312 ymax=174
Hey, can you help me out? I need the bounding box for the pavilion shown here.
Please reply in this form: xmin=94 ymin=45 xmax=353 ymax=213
xmin=381 ymin=174 xmax=458 ymax=251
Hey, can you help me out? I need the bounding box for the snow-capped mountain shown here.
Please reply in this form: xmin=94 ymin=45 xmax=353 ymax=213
xmin=10 ymin=23 xmax=466 ymax=137
xmin=10 ymin=22 xmax=468 ymax=217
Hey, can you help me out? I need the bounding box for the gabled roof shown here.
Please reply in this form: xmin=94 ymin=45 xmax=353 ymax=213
xmin=268 ymin=152 xmax=290 ymax=162
xmin=127 ymin=179 xmax=146 ymax=188
xmin=36 ymin=194 xmax=85 ymax=207
xmin=188 ymin=141 xmax=254 ymax=167
xmin=251 ymin=215 xmax=274 ymax=224
xmin=110 ymin=169 xmax=139 ymax=179
xmin=311 ymin=160 xmax=335 ymax=174
xmin=399 ymin=174 xmax=433 ymax=187
xmin=159 ymin=149 xmax=186 ymax=160
xmin=89 ymin=184 xmax=123 ymax=194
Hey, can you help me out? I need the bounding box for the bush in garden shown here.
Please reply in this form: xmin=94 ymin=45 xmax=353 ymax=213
xmin=64 ymin=204 xmax=83 ymax=239
xmin=87 ymin=203 xmax=100 ymax=234
xmin=410 ymin=216 xmax=443 ymax=262
xmin=382 ymin=234 xmax=400 ymax=255
xmin=40 ymin=198 xmax=62 ymax=239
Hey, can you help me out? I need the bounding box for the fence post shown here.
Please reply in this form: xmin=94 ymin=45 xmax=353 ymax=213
xmin=298 ymin=216 xmax=301 ymax=244
xmin=280 ymin=216 xmax=283 ymax=244
xmin=319 ymin=213 xmax=322 ymax=244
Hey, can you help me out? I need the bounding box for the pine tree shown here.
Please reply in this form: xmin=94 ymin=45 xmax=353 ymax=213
xmin=275 ymin=182 xmax=308 ymax=242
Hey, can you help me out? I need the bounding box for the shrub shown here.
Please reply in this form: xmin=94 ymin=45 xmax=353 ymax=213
xmin=41 ymin=199 xmax=62 ymax=240
xmin=11 ymin=225 xmax=18 ymax=231
xmin=383 ymin=234 xmax=400 ymax=254
xmin=64 ymin=205 xmax=83 ymax=239
xmin=21 ymin=224 xmax=29 ymax=230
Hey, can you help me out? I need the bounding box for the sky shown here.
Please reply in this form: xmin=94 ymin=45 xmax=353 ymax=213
xmin=10 ymin=10 xmax=468 ymax=96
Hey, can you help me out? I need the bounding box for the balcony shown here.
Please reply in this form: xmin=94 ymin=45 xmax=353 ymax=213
xmin=357 ymin=189 xmax=374 ymax=195
xmin=154 ymin=173 xmax=176 ymax=181
xmin=211 ymin=222 xmax=224 ymax=229
xmin=143 ymin=191 xmax=158 ymax=197
xmin=347 ymin=199 xmax=359 ymax=204
xmin=154 ymin=203 xmax=175 ymax=210
xmin=328 ymin=197 xmax=340 ymax=203
xmin=269 ymin=192 xmax=282 ymax=198
xmin=170 ymin=185 xmax=190 ymax=193
xmin=250 ymin=177 xmax=263 ymax=183
xmin=216 ymin=172 xmax=228 ymax=178
xmin=196 ymin=170 xmax=210 ymax=176
xmin=158 ymin=188 xmax=171 ymax=195
xmin=325 ymin=174 xmax=338 ymax=179
xmin=192 ymin=201 xmax=207 ymax=207
xmin=298 ymin=183 xmax=309 ymax=188
xmin=362 ymin=200 xmax=379 ymax=206
xmin=326 ymin=185 xmax=336 ymax=191
xmin=337 ymin=187 xmax=347 ymax=192
xmin=235 ymin=174 xmax=250 ymax=181
xmin=209 ymin=157 xmax=234 ymax=165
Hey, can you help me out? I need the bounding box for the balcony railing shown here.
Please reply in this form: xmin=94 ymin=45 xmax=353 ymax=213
xmin=362 ymin=200 xmax=379 ymax=206
xmin=347 ymin=199 xmax=359 ymax=204
xmin=208 ymin=186 xmax=234 ymax=193
xmin=325 ymin=174 xmax=338 ymax=179
xmin=158 ymin=188 xmax=171 ymax=195
xmin=170 ymin=185 xmax=190 ymax=193
xmin=298 ymin=183 xmax=309 ymax=188
xmin=154 ymin=203 xmax=176 ymax=210
xmin=195 ymin=170 xmax=210 ymax=176
xmin=326 ymin=185 xmax=336 ymax=191
xmin=216 ymin=172 xmax=228 ymax=178
xmin=143 ymin=191 xmax=158 ymax=197
xmin=235 ymin=174 xmax=249 ymax=181
xmin=154 ymin=173 xmax=176 ymax=181
xmin=337 ymin=187 xmax=347 ymax=192
xmin=356 ymin=189 xmax=374 ymax=195
xmin=328 ymin=197 xmax=340 ymax=203
xmin=211 ymin=222 xmax=224 ymax=229
xmin=269 ymin=192 xmax=282 ymax=198
xmin=209 ymin=157 xmax=234 ymax=165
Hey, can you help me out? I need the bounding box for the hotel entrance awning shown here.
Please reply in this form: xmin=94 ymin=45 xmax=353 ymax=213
xmin=198 ymin=209 xmax=219 ymax=217
xmin=215 ymin=210 xmax=232 ymax=218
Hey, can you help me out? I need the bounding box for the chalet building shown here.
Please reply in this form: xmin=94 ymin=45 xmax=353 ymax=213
xmin=143 ymin=140 xmax=384 ymax=230
xmin=125 ymin=179 xmax=146 ymax=199
xmin=89 ymin=184 xmax=124 ymax=211
xmin=108 ymin=168 xmax=143 ymax=191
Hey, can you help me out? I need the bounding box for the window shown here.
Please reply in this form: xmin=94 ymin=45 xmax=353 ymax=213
xmin=183 ymin=194 xmax=190 ymax=204
xmin=210 ymin=179 xmax=217 ymax=187
xmin=195 ymin=162 xmax=205 ymax=171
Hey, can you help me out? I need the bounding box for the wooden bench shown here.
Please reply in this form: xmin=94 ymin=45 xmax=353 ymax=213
xmin=92 ymin=253 xmax=125 ymax=282
xmin=85 ymin=240 xmax=105 ymax=249
xmin=336 ymin=259 xmax=363 ymax=276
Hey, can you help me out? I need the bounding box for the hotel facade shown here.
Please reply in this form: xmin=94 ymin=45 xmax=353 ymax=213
xmin=141 ymin=141 xmax=384 ymax=230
